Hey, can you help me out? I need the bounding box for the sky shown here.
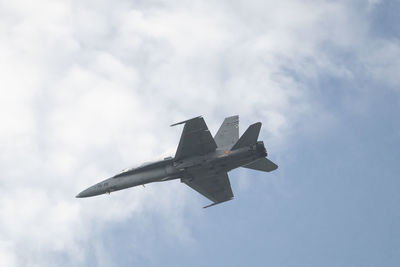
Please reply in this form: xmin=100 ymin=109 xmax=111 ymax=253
xmin=0 ymin=0 xmax=399 ymax=266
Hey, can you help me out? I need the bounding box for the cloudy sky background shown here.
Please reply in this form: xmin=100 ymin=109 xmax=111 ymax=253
xmin=0 ymin=0 xmax=399 ymax=266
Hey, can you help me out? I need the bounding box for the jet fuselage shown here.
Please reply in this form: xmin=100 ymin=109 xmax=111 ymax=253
xmin=76 ymin=141 xmax=267 ymax=198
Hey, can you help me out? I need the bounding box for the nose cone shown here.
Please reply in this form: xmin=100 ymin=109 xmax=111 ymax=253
xmin=76 ymin=188 xmax=92 ymax=198
xmin=76 ymin=185 xmax=103 ymax=198
xmin=76 ymin=178 xmax=114 ymax=198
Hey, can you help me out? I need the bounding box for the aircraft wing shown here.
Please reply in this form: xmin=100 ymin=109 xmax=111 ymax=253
xmin=172 ymin=116 xmax=217 ymax=161
xmin=182 ymin=172 xmax=234 ymax=208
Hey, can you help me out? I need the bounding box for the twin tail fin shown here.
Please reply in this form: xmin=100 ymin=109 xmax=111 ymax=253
xmin=231 ymin=122 xmax=261 ymax=150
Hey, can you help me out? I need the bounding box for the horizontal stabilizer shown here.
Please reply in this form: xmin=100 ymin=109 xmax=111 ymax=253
xmin=231 ymin=122 xmax=261 ymax=150
xmin=242 ymin=157 xmax=278 ymax=172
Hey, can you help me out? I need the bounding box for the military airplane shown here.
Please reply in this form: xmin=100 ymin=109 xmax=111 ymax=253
xmin=76 ymin=116 xmax=278 ymax=208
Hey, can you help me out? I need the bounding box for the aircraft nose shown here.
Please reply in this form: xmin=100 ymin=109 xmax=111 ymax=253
xmin=76 ymin=186 xmax=98 ymax=198
xmin=76 ymin=189 xmax=90 ymax=198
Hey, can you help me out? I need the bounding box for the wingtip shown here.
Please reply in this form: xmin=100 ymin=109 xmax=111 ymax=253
xmin=170 ymin=115 xmax=203 ymax=127
xmin=203 ymin=197 xmax=234 ymax=208
xmin=203 ymin=202 xmax=218 ymax=208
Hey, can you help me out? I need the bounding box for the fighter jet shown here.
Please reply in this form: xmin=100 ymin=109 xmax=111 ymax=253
xmin=76 ymin=116 xmax=278 ymax=208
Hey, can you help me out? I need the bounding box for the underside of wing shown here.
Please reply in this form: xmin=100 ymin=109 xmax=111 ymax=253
xmin=182 ymin=172 xmax=234 ymax=208
xmin=173 ymin=116 xmax=217 ymax=161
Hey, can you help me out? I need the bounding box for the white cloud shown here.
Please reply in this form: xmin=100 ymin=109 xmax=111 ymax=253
xmin=0 ymin=242 xmax=17 ymax=267
xmin=363 ymin=39 xmax=400 ymax=89
xmin=0 ymin=0 xmax=398 ymax=266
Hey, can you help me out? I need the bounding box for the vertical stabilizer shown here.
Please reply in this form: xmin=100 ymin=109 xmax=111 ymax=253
xmin=214 ymin=115 xmax=239 ymax=148
xmin=231 ymin=122 xmax=261 ymax=150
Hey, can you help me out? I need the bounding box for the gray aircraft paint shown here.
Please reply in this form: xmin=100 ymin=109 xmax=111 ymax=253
xmin=76 ymin=116 xmax=278 ymax=208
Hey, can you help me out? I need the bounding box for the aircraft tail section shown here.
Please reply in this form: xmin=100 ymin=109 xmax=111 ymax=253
xmin=214 ymin=115 xmax=239 ymax=148
xmin=231 ymin=122 xmax=261 ymax=150
xmin=242 ymin=157 xmax=278 ymax=172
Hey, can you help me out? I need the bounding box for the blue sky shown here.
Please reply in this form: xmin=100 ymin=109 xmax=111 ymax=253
xmin=0 ymin=0 xmax=399 ymax=266
xmin=99 ymin=67 xmax=400 ymax=267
